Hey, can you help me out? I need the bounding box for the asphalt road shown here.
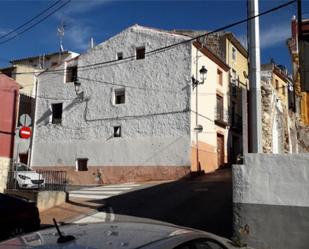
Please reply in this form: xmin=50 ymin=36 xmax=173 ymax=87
xmin=95 ymin=168 xmax=233 ymax=239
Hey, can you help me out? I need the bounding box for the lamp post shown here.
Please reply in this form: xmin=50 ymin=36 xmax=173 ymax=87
xmin=192 ymin=62 xmax=207 ymax=173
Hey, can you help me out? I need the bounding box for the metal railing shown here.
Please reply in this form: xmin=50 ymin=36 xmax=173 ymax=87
xmin=215 ymin=108 xmax=229 ymax=124
xmin=7 ymin=170 xmax=67 ymax=192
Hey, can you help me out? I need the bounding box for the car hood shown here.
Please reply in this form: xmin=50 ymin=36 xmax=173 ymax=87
xmin=0 ymin=221 xmax=233 ymax=249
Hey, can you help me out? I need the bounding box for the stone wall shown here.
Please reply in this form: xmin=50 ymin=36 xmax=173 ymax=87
xmin=261 ymin=79 xmax=290 ymax=153
xmin=233 ymin=153 xmax=309 ymax=249
xmin=298 ymin=123 xmax=309 ymax=152
xmin=0 ymin=157 xmax=11 ymax=193
xmin=261 ymin=80 xmax=273 ymax=153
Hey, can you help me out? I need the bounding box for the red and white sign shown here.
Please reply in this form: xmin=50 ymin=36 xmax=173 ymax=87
xmin=19 ymin=126 xmax=31 ymax=139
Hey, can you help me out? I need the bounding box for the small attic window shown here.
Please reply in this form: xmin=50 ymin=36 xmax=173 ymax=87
xmin=136 ymin=47 xmax=145 ymax=60
xmin=117 ymin=52 xmax=123 ymax=60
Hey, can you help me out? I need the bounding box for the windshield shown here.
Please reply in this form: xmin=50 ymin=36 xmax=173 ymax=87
xmin=15 ymin=164 xmax=32 ymax=172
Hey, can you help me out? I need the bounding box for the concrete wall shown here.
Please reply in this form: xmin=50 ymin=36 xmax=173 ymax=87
xmin=31 ymin=25 xmax=192 ymax=183
xmin=233 ymin=153 xmax=309 ymax=249
xmin=5 ymin=189 xmax=67 ymax=212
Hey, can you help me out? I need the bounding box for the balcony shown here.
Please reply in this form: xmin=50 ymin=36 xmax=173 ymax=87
xmin=215 ymin=108 xmax=229 ymax=128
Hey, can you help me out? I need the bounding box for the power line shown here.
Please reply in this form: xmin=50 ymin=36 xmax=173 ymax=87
xmin=0 ymin=0 xmax=296 ymax=75
xmin=0 ymin=0 xmax=62 ymax=41
xmin=0 ymin=0 xmax=71 ymax=45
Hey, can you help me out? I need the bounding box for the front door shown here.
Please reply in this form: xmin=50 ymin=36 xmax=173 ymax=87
xmin=217 ymin=134 xmax=224 ymax=167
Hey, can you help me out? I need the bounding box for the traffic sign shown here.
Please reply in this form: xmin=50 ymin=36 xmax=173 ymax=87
xmin=20 ymin=114 xmax=31 ymax=126
xmin=19 ymin=126 xmax=31 ymax=139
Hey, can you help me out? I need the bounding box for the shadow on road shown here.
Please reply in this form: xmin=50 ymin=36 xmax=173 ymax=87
xmin=102 ymin=168 xmax=233 ymax=238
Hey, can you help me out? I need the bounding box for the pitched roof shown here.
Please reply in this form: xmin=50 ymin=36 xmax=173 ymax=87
xmin=10 ymin=51 xmax=72 ymax=64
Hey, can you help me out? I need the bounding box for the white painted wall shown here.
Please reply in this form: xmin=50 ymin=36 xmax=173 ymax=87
xmin=190 ymin=46 xmax=229 ymax=153
xmin=233 ymin=153 xmax=309 ymax=207
xmin=31 ymin=25 xmax=192 ymax=167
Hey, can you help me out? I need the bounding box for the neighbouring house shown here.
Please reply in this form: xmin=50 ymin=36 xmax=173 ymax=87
xmin=0 ymin=74 xmax=19 ymax=192
xmin=287 ymin=16 xmax=309 ymax=126
xmin=260 ymin=62 xmax=297 ymax=153
xmin=31 ymin=24 xmax=231 ymax=184
xmin=287 ymin=16 xmax=309 ymax=152
xmin=174 ymin=30 xmax=249 ymax=163
xmin=0 ymin=51 xmax=79 ymax=165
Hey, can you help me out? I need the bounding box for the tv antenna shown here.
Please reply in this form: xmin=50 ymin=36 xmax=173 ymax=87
xmin=57 ymin=21 xmax=65 ymax=53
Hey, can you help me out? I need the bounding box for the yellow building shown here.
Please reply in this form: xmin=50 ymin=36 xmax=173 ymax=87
xmin=287 ymin=17 xmax=309 ymax=125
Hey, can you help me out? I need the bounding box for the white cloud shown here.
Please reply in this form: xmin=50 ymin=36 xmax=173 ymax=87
xmin=65 ymin=20 xmax=93 ymax=50
xmin=260 ymin=23 xmax=291 ymax=48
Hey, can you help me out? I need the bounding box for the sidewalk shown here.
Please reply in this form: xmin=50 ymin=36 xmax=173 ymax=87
xmin=39 ymin=198 xmax=105 ymax=228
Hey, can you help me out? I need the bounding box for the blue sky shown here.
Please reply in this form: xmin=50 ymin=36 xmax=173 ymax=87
xmin=0 ymin=0 xmax=308 ymax=72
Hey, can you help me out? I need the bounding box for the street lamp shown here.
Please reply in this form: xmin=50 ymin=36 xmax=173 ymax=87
xmin=192 ymin=66 xmax=208 ymax=89
xmin=192 ymin=65 xmax=207 ymax=174
xmin=74 ymin=78 xmax=81 ymax=95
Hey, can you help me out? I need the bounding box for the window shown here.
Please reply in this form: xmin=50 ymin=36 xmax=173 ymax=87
xmin=113 ymin=126 xmax=121 ymax=137
xmin=76 ymin=158 xmax=88 ymax=171
xmin=217 ymin=69 xmax=223 ymax=85
xmin=51 ymin=103 xmax=63 ymax=124
xmin=136 ymin=46 xmax=145 ymax=60
xmin=282 ymin=85 xmax=286 ymax=95
xmin=231 ymin=69 xmax=237 ymax=84
xmin=216 ymin=95 xmax=224 ymax=121
xmin=65 ymin=65 xmax=77 ymax=83
xmin=114 ymin=88 xmax=125 ymax=104
xmin=232 ymin=47 xmax=236 ymax=61
xmin=275 ymin=79 xmax=279 ymax=90
xmin=117 ymin=52 xmax=123 ymax=60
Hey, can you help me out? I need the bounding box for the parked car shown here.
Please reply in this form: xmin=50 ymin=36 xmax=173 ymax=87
xmin=13 ymin=163 xmax=45 ymax=189
xmin=0 ymin=221 xmax=251 ymax=248
xmin=0 ymin=193 xmax=40 ymax=241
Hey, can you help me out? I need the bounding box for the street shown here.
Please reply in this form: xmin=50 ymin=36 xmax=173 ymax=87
xmin=71 ymin=168 xmax=232 ymax=239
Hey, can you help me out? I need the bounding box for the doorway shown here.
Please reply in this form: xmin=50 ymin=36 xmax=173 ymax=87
xmin=19 ymin=153 xmax=28 ymax=165
xmin=217 ymin=134 xmax=224 ymax=167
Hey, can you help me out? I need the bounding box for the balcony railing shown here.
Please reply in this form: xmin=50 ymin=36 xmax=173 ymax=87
xmin=215 ymin=108 xmax=229 ymax=127
xmin=7 ymin=170 xmax=67 ymax=192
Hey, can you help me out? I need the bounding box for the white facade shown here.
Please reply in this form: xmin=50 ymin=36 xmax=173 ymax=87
xmin=31 ymin=25 xmax=192 ymax=182
xmin=31 ymin=25 xmax=231 ymax=183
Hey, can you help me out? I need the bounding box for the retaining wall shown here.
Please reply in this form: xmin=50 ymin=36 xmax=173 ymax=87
xmin=233 ymin=153 xmax=309 ymax=249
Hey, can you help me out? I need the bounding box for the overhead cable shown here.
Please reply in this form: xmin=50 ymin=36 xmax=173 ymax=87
xmin=0 ymin=0 xmax=71 ymax=44
xmin=0 ymin=0 xmax=295 ymax=74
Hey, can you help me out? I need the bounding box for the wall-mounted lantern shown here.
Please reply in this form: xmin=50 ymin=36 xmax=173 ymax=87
xmin=192 ymin=66 xmax=208 ymax=89
xmin=74 ymin=78 xmax=81 ymax=95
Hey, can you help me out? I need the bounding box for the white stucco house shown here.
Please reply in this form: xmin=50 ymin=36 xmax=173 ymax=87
xmin=31 ymin=25 xmax=230 ymax=184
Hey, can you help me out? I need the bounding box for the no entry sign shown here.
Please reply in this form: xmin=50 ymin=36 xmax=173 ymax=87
xmin=19 ymin=126 xmax=31 ymax=139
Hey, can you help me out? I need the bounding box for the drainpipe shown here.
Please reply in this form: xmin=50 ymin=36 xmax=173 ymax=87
xmin=29 ymin=76 xmax=39 ymax=167
xmin=195 ymin=47 xmax=200 ymax=172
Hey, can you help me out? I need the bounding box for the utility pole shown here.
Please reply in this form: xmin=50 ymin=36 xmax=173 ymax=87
xmin=248 ymin=0 xmax=262 ymax=153
xmin=297 ymin=0 xmax=302 ymax=41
